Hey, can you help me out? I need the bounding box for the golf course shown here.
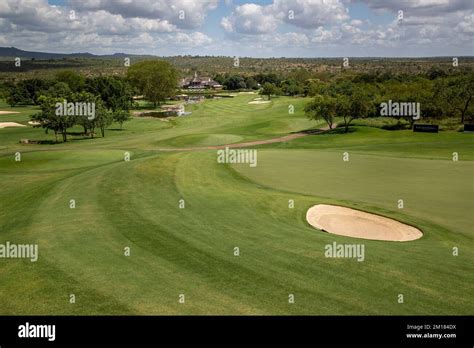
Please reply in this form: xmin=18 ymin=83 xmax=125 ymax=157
xmin=0 ymin=93 xmax=473 ymax=315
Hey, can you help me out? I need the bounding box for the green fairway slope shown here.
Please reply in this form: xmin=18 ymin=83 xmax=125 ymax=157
xmin=0 ymin=95 xmax=319 ymax=154
xmin=0 ymin=96 xmax=472 ymax=315
xmin=232 ymin=150 xmax=473 ymax=237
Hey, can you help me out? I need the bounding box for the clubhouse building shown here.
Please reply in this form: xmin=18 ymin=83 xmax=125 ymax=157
xmin=179 ymin=72 xmax=223 ymax=90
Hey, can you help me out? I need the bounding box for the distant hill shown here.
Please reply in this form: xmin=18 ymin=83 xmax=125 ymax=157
xmin=2 ymin=47 xmax=473 ymax=61
xmin=0 ymin=47 xmax=151 ymax=60
xmin=0 ymin=47 xmax=96 ymax=59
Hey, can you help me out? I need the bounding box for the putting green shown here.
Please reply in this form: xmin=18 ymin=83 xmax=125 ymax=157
xmin=232 ymin=149 xmax=473 ymax=237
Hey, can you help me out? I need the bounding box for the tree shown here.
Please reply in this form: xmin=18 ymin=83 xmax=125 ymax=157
xmin=305 ymin=79 xmax=327 ymax=97
xmin=44 ymin=82 xmax=72 ymax=99
xmin=94 ymin=102 xmax=114 ymax=137
xmin=127 ymin=60 xmax=178 ymax=108
xmin=437 ymin=73 xmax=474 ymax=124
xmin=426 ymin=66 xmax=447 ymax=80
xmin=20 ymin=79 xmax=51 ymax=104
xmin=4 ymin=79 xmax=52 ymax=106
xmin=260 ymin=82 xmax=276 ymax=100
xmin=304 ymin=95 xmax=337 ymax=130
xmin=281 ymin=79 xmax=304 ymax=96
xmin=254 ymin=73 xmax=281 ymax=86
xmin=86 ymin=76 xmax=132 ymax=111
xmin=338 ymin=90 xmax=374 ymax=133
xmin=377 ymin=78 xmax=433 ymax=127
xmin=69 ymin=92 xmax=99 ymax=136
xmin=289 ymin=68 xmax=312 ymax=85
xmin=113 ymin=110 xmax=132 ymax=130
xmin=55 ymin=70 xmax=85 ymax=92
xmin=213 ymin=73 xmax=226 ymax=85
xmin=5 ymin=83 xmax=29 ymax=106
xmin=322 ymin=80 xmax=375 ymax=132
xmin=274 ymin=86 xmax=283 ymax=97
xmin=245 ymin=76 xmax=259 ymax=90
xmin=33 ymin=95 xmax=75 ymax=142
xmin=224 ymin=75 xmax=246 ymax=90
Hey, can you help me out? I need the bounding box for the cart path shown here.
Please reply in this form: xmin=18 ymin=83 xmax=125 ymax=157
xmin=156 ymin=124 xmax=334 ymax=152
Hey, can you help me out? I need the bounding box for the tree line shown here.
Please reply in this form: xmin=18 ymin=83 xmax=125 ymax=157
xmin=304 ymin=71 xmax=474 ymax=131
xmin=213 ymin=70 xmax=310 ymax=97
xmin=1 ymin=61 xmax=472 ymax=140
xmin=1 ymin=61 xmax=180 ymax=142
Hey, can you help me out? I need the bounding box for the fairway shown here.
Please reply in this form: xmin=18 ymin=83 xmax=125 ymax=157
xmin=0 ymin=95 xmax=473 ymax=315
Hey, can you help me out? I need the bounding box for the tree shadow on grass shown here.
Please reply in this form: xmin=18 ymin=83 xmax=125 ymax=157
xmin=20 ymin=140 xmax=63 ymax=145
xmin=28 ymin=137 xmax=95 ymax=145
xmin=72 ymin=136 xmax=98 ymax=142
xmin=294 ymin=126 xmax=356 ymax=135
xmin=323 ymin=127 xmax=356 ymax=135
xmin=36 ymin=140 xmax=57 ymax=145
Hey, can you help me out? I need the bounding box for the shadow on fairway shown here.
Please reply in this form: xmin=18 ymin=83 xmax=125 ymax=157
xmin=294 ymin=126 xmax=356 ymax=135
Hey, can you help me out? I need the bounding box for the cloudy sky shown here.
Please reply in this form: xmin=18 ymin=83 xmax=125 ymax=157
xmin=0 ymin=0 xmax=472 ymax=57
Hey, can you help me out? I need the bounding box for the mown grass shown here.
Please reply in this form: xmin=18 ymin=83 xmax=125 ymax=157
xmin=0 ymin=94 xmax=472 ymax=315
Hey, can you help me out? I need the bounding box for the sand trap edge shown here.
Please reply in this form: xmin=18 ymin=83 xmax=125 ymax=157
xmin=306 ymin=204 xmax=423 ymax=242
xmin=0 ymin=122 xmax=26 ymax=129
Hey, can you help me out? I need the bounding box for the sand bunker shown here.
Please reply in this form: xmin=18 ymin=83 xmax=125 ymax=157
xmin=0 ymin=111 xmax=20 ymax=115
xmin=0 ymin=122 xmax=26 ymax=128
xmin=306 ymin=204 xmax=422 ymax=242
xmin=248 ymin=100 xmax=271 ymax=104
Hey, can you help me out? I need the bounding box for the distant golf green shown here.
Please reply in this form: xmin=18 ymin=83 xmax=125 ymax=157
xmin=0 ymin=94 xmax=473 ymax=315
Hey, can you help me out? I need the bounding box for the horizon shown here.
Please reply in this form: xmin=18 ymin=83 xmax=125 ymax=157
xmin=3 ymin=46 xmax=474 ymax=60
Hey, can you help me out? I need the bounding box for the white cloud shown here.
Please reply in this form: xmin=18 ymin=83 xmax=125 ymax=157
xmin=0 ymin=0 xmax=215 ymax=54
xmin=220 ymin=16 xmax=234 ymax=32
xmin=222 ymin=0 xmax=349 ymax=34
xmin=0 ymin=0 xmax=471 ymax=57
xmin=68 ymin=0 xmax=219 ymax=29
xmin=174 ymin=32 xmax=213 ymax=47
xmin=311 ymin=27 xmax=341 ymax=43
xmin=350 ymin=19 xmax=364 ymax=26
xmin=0 ymin=0 xmax=74 ymax=33
xmin=221 ymin=3 xmax=278 ymax=34
xmin=456 ymin=13 xmax=474 ymax=33
xmin=354 ymin=0 xmax=473 ymax=15
xmin=275 ymin=0 xmax=349 ymax=28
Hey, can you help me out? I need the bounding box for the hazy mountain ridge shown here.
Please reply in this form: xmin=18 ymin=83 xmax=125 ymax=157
xmin=0 ymin=47 xmax=152 ymax=59
xmin=1 ymin=47 xmax=473 ymax=60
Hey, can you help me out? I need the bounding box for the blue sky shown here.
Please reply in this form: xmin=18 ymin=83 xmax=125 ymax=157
xmin=0 ymin=0 xmax=472 ymax=57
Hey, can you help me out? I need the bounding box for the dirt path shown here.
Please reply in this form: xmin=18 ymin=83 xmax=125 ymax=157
xmin=156 ymin=124 xmax=333 ymax=152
